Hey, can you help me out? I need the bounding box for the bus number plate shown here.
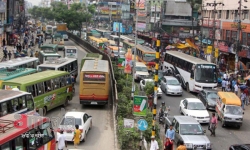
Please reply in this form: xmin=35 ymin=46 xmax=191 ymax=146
xmin=91 ymin=102 xmax=98 ymax=105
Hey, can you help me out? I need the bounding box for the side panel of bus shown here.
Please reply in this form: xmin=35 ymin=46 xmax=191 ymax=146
xmin=79 ymin=72 xmax=109 ymax=105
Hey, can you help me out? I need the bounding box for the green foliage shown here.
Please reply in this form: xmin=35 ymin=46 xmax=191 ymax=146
xmin=29 ymin=2 xmax=93 ymax=30
xmin=144 ymin=82 xmax=154 ymax=96
xmin=117 ymin=94 xmax=133 ymax=118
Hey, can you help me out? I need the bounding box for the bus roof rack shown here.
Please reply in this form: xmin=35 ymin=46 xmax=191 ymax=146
xmin=0 ymin=119 xmax=15 ymax=133
xmin=45 ymin=58 xmax=68 ymax=64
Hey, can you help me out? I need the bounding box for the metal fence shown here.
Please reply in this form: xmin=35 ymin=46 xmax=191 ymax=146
xmin=67 ymin=32 xmax=119 ymax=150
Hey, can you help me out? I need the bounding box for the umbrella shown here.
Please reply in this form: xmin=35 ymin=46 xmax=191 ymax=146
xmin=240 ymin=85 xmax=248 ymax=90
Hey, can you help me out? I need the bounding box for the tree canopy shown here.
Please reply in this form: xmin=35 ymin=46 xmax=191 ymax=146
xmin=28 ymin=2 xmax=96 ymax=30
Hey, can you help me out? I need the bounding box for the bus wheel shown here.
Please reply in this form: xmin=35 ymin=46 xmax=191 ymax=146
xmin=186 ymin=83 xmax=190 ymax=92
xmin=43 ymin=107 xmax=47 ymax=116
xmin=64 ymin=97 xmax=69 ymax=107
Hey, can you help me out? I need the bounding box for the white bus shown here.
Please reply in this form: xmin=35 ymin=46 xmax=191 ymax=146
xmin=64 ymin=46 xmax=78 ymax=59
xmin=95 ymin=29 xmax=111 ymax=38
xmin=163 ymin=51 xmax=217 ymax=92
xmin=0 ymin=57 xmax=38 ymax=69
xmin=37 ymin=58 xmax=78 ymax=79
xmin=38 ymin=51 xmax=61 ymax=64
xmin=0 ymin=90 xmax=35 ymax=117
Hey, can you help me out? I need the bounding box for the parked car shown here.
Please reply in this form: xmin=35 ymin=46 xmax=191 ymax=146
xmin=139 ymin=79 xmax=162 ymax=98
xmin=197 ymin=89 xmax=218 ymax=110
xmin=160 ymin=76 xmax=183 ymax=96
xmin=179 ymin=98 xmax=210 ymax=124
xmin=229 ymin=144 xmax=250 ymax=150
xmin=58 ymin=112 xmax=92 ymax=142
xmin=164 ymin=116 xmax=212 ymax=149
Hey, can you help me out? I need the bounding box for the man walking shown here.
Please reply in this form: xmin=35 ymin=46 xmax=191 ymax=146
xmin=165 ymin=124 xmax=175 ymax=141
xmin=57 ymin=129 xmax=67 ymax=150
xmin=221 ymin=78 xmax=226 ymax=91
xmin=150 ymin=136 xmax=159 ymax=150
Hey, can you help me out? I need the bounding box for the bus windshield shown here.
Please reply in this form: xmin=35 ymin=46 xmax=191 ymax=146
xmin=195 ymin=64 xmax=217 ymax=83
xmin=38 ymin=67 xmax=55 ymax=71
xmin=135 ymin=66 xmax=148 ymax=72
xmin=66 ymin=49 xmax=76 ymax=53
xmin=143 ymin=54 xmax=155 ymax=62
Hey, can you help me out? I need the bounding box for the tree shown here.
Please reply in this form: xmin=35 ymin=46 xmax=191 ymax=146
xmin=187 ymin=0 xmax=201 ymax=40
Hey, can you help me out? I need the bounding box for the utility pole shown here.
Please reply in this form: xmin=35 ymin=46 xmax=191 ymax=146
xmin=154 ymin=3 xmax=156 ymax=37
xmin=152 ymin=35 xmax=160 ymax=138
xmin=206 ymin=1 xmax=224 ymax=63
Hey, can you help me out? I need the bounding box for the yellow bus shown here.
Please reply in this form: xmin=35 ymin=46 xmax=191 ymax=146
xmin=136 ymin=44 xmax=156 ymax=71
xmin=100 ymin=38 xmax=108 ymax=43
xmin=79 ymin=59 xmax=109 ymax=105
xmin=88 ymin=36 xmax=96 ymax=45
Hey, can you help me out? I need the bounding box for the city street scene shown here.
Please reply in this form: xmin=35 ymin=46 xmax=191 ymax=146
xmin=0 ymin=0 xmax=250 ymax=150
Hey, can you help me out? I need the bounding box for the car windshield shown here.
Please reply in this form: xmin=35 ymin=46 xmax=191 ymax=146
xmin=206 ymin=92 xmax=219 ymax=100
xmin=187 ymin=102 xmax=206 ymax=110
xmin=225 ymin=106 xmax=243 ymax=115
xmin=167 ymin=79 xmax=179 ymax=85
xmin=195 ymin=64 xmax=217 ymax=83
xmin=143 ymin=54 xmax=155 ymax=62
xmin=180 ymin=124 xmax=204 ymax=135
xmin=135 ymin=66 xmax=148 ymax=72
xmin=60 ymin=117 xmax=82 ymax=125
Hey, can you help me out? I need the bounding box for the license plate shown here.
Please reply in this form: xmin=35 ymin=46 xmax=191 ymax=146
xmin=91 ymin=102 xmax=98 ymax=105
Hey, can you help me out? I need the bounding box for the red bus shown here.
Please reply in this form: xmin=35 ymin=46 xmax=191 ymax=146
xmin=0 ymin=114 xmax=56 ymax=150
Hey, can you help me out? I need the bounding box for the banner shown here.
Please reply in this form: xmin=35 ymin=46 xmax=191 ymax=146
xmin=215 ymin=48 xmax=219 ymax=58
xmin=124 ymin=118 xmax=135 ymax=131
xmin=207 ymin=46 xmax=212 ymax=54
xmin=124 ymin=49 xmax=132 ymax=74
xmin=118 ymin=57 xmax=125 ymax=69
xmin=100 ymin=9 xmax=121 ymax=15
xmin=130 ymin=2 xmax=135 ymax=13
xmin=136 ymin=0 xmax=145 ymax=9
xmin=133 ymin=95 xmax=148 ymax=116
xmin=113 ymin=22 xmax=122 ymax=32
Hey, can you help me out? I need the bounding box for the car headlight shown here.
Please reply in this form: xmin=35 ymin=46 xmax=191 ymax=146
xmin=206 ymin=143 xmax=211 ymax=148
xmin=189 ymin=115 xmax=196 ymax=118
xmin=224 ymin=117 xmax=230 ymax=120
xmin=205 ymin=116 xmax=210 ymax=118
xmin=185 ymin=143 xmax=193 ymax=148
xmin=207 ymin=102 xmax=213 ymax=106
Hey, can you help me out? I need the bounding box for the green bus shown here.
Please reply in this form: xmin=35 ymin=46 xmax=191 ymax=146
xmin=0 ymin=68 xmax=37 ymax=87
xmin=38 ymin=51 xmax=61 ymax=64
xmin=1 ymin=70 xmax=74 ymax=115
xmin=52 ymin=33 xmax=65 ymax=51
xmin=40 ymin=44 xmax=58 ymax=53
xmin=80 ymin=53 xmax=103 ymax=69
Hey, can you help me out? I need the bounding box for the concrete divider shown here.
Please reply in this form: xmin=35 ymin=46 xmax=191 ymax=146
xmin=67 ymin=32 xmax=119 ymax=150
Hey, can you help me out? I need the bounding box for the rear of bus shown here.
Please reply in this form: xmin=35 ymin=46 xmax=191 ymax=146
xmin=79 ymin=60 xmax=109 ymax=105
xmin=136 ymin=45 xmax=156 ymax=71
xmin=65 ymin=46 xmax=77 ymax=58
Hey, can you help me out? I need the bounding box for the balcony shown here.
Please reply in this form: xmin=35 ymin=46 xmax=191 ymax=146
xmin=150 ymin=17 xmax=160 ymax=23
xmin=162 ymin=19 xmax=197 ymax=27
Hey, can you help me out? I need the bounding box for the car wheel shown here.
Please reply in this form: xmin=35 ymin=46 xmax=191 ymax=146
xmin=179 ymin=107 xmax=183 ymax=115
xmin=205 ymin=102 xmax=209 ymax=109
xmin=43 ymin=107 xmax=47 ymax=116
xmin=165 ymin=89 xmax=168 ymax=95
xmin=82 ymin=132 xmax=87 ymax=142
xmin=63 ymin=97 xmax=69 ymax=107
xmin=89 ymin=121 xmax=92 ymax=130
xmin=222 ymin=121 xmax=225 ymax=127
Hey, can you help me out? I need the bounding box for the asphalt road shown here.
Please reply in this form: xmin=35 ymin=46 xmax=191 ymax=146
xmin=156 ymin=88 xmax=250 ymax=150
xmin=44 ymin=39 xmax=114 ymax=150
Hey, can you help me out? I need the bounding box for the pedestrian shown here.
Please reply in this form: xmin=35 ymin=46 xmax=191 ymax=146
xmin=221 ymin=78 xmax=226 ymax=91
xmin=35 ymin=51 xmax=39 ymax=58
xmin=232 ymin=79 xmax=236 ymax=92
xmin=8 ymin=51 xmax=12 ymax=60
xmin=13 ymin=46 xmax=17 ymax=58
xmin=2 ymin=38 xmax=6 ymax=47
xmin=177 ymin=140 xmax=187 ymax=150
xmin=209 ymin=113 xmax=218 ymax=136
xmin=243 ymin=87 xmax=249 ymax=106
xmin=150 ymin=136 xmax=159 ymax=150
xmin=240 ymin=90 xmax=246 ymax=110
xmin=57 ymin=129 xmax=67 ymax=150
xmin=165 ymin=124 xmax=175 ymax=141
xmin=234 ymin=83 xmax=239 ymax=96
xmin=164 ymin=138 xmax=173 ymax=150
xmin=72 ymin=124 xmax=82 ymax=148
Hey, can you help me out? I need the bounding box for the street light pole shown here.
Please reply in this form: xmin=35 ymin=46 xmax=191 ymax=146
xmin=131 ymin=0 xmax=140 ymax=99
xmin=235 ymin=0 xmax=242 ymax=75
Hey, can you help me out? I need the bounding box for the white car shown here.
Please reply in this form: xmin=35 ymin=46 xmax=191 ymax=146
xmin=179 ymin=98 xmax=210 ymax=124
xmin=139 ymin=79 xmax=162 ymax=98
xmin=160 ymin=76 xmax=183 ymax=96
xmin=134 ymin=62 xmax=149 ymax=82
xmin=58 ymin=112 xmax=92 ymax=142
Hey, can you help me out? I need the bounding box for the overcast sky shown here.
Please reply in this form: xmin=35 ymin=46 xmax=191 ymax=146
xmin=26 ymin=0 xmax=41 ymax=6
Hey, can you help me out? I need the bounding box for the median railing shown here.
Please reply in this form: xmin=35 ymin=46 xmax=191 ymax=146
xmin=67 ymin=32 xmax=119 ymax=150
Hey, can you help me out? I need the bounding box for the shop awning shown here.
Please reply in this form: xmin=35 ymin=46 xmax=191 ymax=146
xmin=186 ymin=39 xmax=198 ymax=50
xmin=176 ymin=44 xmax=190 ymax=49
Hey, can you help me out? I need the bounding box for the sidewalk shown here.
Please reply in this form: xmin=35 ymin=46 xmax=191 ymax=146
xmin=0 ymin=45 xmax=16 ymax=60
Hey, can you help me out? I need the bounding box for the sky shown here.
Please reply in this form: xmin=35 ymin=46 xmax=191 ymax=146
xmin=26 ymin=0 xmax=41 ymax=6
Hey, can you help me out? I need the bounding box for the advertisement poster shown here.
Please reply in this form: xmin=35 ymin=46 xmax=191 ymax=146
xmin=118 ymin=57 xmax=125 ymax=69
xmin=136 ymin=0 xmax=145 ymax=9
xmin=124 ymin=49 xmax=132 ymax=74
xmin=133 ymin=95 xmax=148 ymax=116
xmin=206 ymin=46 xmax=212 ymax=54
xmin=113 ymin=22 xmax=122 ymax=32
xmin=124 ymin=118 xmax=135 ymax=131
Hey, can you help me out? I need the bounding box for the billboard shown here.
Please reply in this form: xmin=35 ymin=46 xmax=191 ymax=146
xmin=113 ymin=22 xmax=122 ymax=32
xmin=100 ymin=9 xmax=121 ymax=15
xmin=136 ymin=0 xmax=145 ymax=9
xmin=130 ymin=2 xmax=135 ymax=13
xmin=0 ymin=2 xmax=6 ymax=13
xmin=133 ymin=95 xmax=148 ymax=116
xmin=136 ymin=22 xmax=146 ymax=31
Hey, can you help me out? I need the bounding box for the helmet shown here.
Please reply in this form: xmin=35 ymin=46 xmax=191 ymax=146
xmin=161 ymin=102 xmax=165 ymax=105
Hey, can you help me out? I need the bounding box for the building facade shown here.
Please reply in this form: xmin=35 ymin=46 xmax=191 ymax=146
xmin=202 ymin=0 xmax=250 ymax=60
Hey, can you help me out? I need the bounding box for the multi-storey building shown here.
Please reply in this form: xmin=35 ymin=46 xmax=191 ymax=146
xmin=201 ymin=0 xmax=250 ymax=64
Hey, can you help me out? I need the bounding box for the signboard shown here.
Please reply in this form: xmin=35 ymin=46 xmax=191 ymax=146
xmin=137 ymin=119 xmax=148 ymax=131
xmin=202 ymin=19 xmax=220 ymax=28
xmin=124 ymin=49 xmax=132 ymax=74
xmin=133 ymin=95 xmax=148 ymax=116
xmin=83 ymin=74 xmax=106 ymax=81
xmin=113 ymin=22 xmax=122 ymax=32
xmin=124 ymin=118 xmax=135 ymax=131
xmin=130 ymin=2 xmax=135 ymax=13
xmin=136 ymin=0 xmax=145 ymax=9
xmin=206 ymin=46 xmax=212 ymax=54
xmin=118 ymin=57 xmax=125 ymax=69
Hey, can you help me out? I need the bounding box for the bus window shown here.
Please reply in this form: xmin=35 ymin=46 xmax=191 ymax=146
xmin=11 ymin=98 xmax=19 ymax=112
xmin=73 ymin=60 xmax=77 ymax=70
xmin=60 ymin=76 xmax=66 ymax=87
xmin=68 ymin=64 xmax=72 ymax=72
xmin=36 ymin=83 xmax=45 ymax=96
xmin=58 ymin=67 xmax=64 ymax=71
xmin=18 ymin=96 xmax=26 ymax=110
xmin=26 ymin=94 xmax=34 ymax=111
xmin=27 ymin=129 xmax=37 ymax=149
xmin=15 ymin=136 xmax=24 ymax=150
xmin=53 ymin=78 xmax=60 ymax=89
xmin=1 ymin=142 xmax=12 ymax=150
xmin=41 ymin=123 xmax=54 ymax=144
xmin=27 ymin=85 xmax=37 ymax=97
xmin=0 ymin=102 xmax=8 ymax=116
xmin=44 ymin=80 xmax=52 ymax=92
xmin=66 ymin=75 xmax=72 ymax=85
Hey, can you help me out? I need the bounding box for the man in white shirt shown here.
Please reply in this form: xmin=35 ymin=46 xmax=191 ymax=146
xmin=234 ymin=83 xmax=239 ymax=96
xmin=221 ymin=78 xmax=226 ymax=91
xmin=57 ymin=130 xmax=67 ymax=150
xmin=150 ymin=136 xmax=159 ymax=150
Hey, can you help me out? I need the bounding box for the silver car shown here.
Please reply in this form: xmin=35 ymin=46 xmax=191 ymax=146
xmin=164 ymin=116 xmax=212 ymax=150
xmin=160 ymin=76 xmax=183 ymax=96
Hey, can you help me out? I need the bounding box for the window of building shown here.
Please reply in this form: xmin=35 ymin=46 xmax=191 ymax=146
xmin=231 ymin=31 xmax=237 ymax=42
xmin=226 ymin=30 xmax=231 ymax=41
xmin=247 ymin=33 xmax=250 ymax=45
xmin=234 ymin=10 xmax=238 ymax=20
xmin=242 ymin=32 xmax=247 ymax=45
xmin=243 ymin=10 xmax=249 ymax=20
xmin=218 ymin=10 xmax=222 ymax=19
xmin=226 ymin=10 xmax=229 ymax=19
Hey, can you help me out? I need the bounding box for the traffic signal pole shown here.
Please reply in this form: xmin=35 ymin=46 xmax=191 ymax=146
xmin=152 ymin=35 xmax=160 ymax=137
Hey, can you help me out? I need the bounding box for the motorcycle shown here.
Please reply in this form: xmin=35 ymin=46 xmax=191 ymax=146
xmin=159 ymin=107 xmax=170 ymax=125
